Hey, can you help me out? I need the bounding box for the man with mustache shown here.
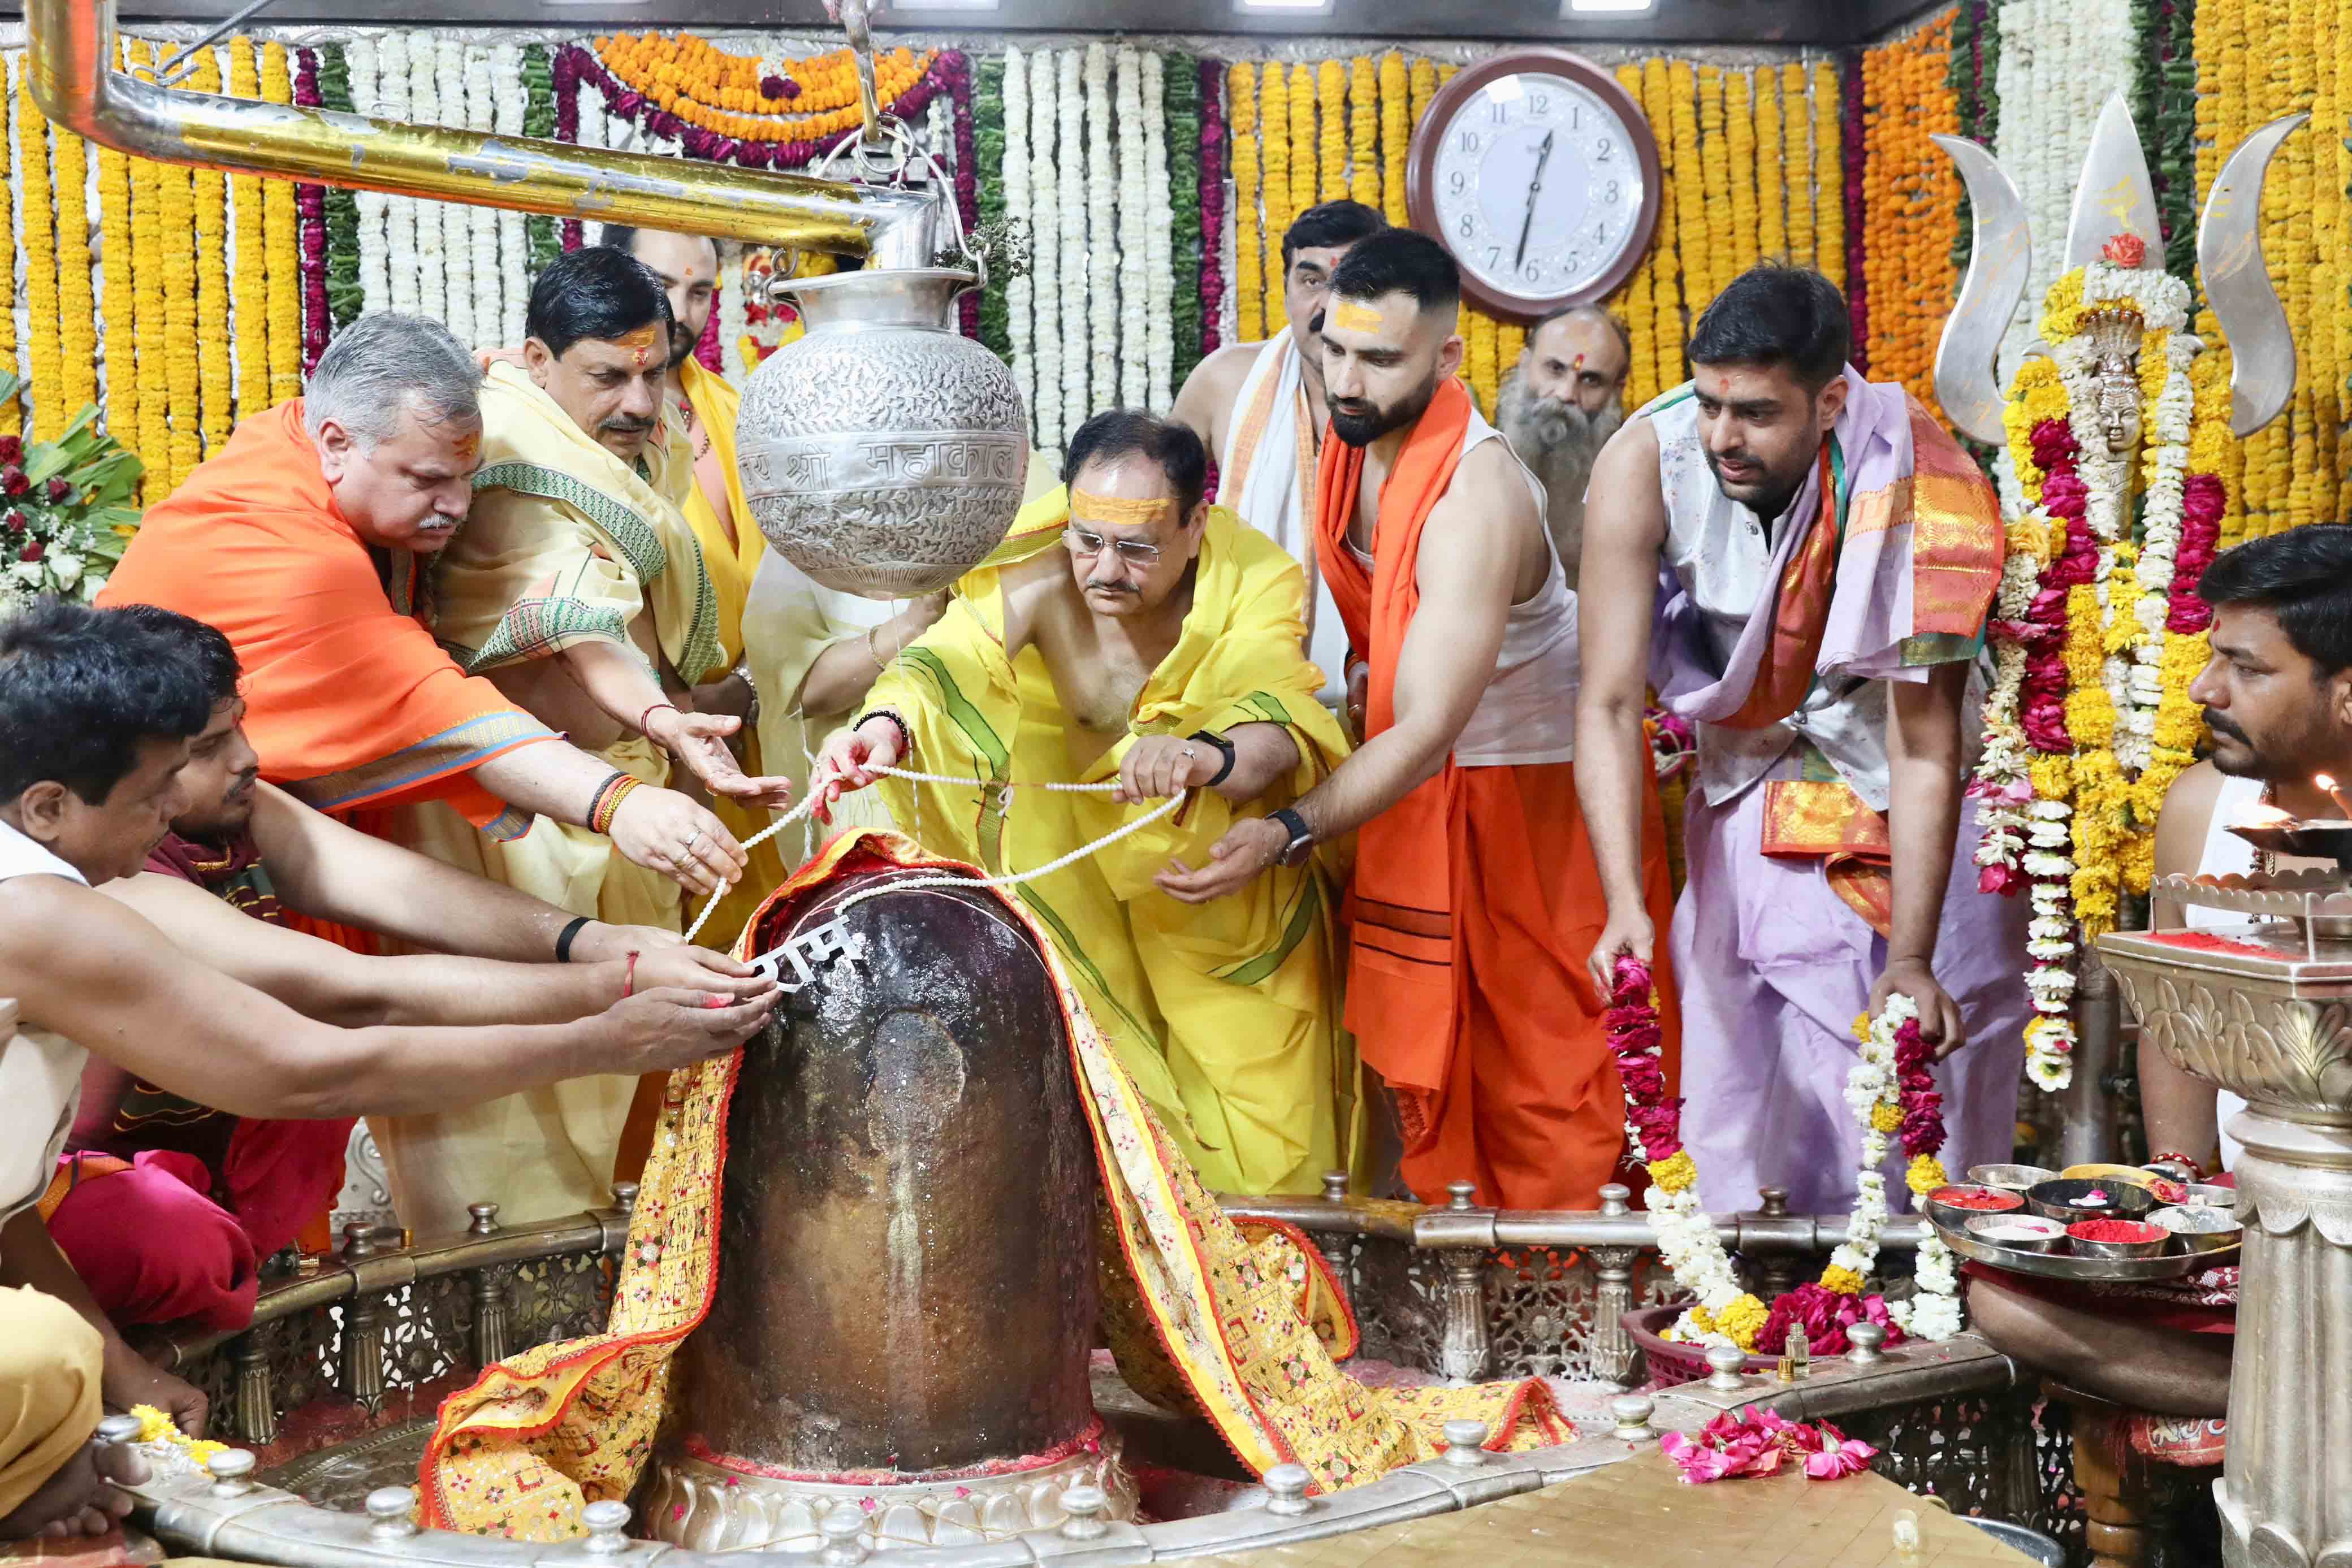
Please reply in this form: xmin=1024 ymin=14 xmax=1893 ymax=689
xmin=1493 ymin=305 xmax=1630 ymax=592
xmin=1174 ymin=200 xmax=1385 ymax=715
xmin=1958 ymin=531 xmax=2350 ymax=1429
xmin=1156 ymin=231 xmax=1681 ymax=1211
xmin=388 ymin=245 xmax=793 ymax=1235
xmin=40 ymin=607 xmax=760 ymax=1333
xmin=1577 ymin=264 xmax=2026 ymax=1216
xmin=812 ymin=412 xmax=1356 ymax=1197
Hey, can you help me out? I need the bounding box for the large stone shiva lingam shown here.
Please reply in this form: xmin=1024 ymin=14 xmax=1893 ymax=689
xmin=641 ymin=867 xmax=1136 ymax=1553
xmin=2100 ymin=816 xmax=2352 ymax=1566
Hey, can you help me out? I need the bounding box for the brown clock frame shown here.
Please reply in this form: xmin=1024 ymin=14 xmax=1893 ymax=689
xmin=1404 ymin=47 xmax=1664 ymax=323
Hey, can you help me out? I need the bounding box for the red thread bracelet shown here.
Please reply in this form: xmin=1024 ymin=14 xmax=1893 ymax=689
xmin=640 ymin=701 xmax=678 ymax=737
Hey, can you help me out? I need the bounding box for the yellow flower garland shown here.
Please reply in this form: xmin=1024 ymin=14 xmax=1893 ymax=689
xmin=188 ymin=49 xmax=232 ymax=456
xmin=0 ymin=68 xmax=15 ymax=436
xmin=1317 ymin=58 xmax=1346 ymax=205
xmin=1378 ymin=52 xmax=1408 ymax=226
xmin=95 ymin=136 xmax=133 ymax=451
xmin=1347 ymin=56 xmax=1379 ymax=209
xmin=1614 ymin=63 xmax=1657 ymax=412
xmin=1496 ymin=322 xmax=1525 ymax=405
xmin=1725 ymin=68 xmax=1758 ymax=276
xmin=127 ymin=41 xmax=172 ymax=496
xmin=1782 ymin=63 xmax=1811 ymax=267
xmin=17 ymin=66 xmax=59 ymax=438
xmin=1668 ymin=62 xmax=1709 ymax=317
xmin=1813 ymin=60 xmax=1844 ymax=289
xmin=1260 ymin=63 xmax=1289 ymax=336
xmin=261 ymin=43 xmax=301 ymax=405
xmin=1641 ymin=58 xmax=1684 ymax=398
xmin=1408 ymin=58 xmax=1437 ymax=133
xmin=1755 ymin=67 xmax=1785 ymax=263
xmin=1287 ymin=60 xmax=1316 ymax=231
xmin=1229 ymin=63 xmax=1263 ymax=345
xmin=227 ymin=41 xmax=270 ymax=420
xmin=53 ymin=120 xmax=97 ymax=419
xmin=1697 ymin=67 xmax=1731 ymax=309
xmin=1465 ymin=308 xmax=1498 ymax=418
xmin=154 ymin=132 xmax=202 ymax=491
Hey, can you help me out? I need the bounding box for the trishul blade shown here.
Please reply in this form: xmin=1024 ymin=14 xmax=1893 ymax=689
xmin=2063 ymin=91 xmax=2163 ymax=271
xmin=2199 ymin=111 xmax=2309 ymax=437
xmin=1931 ymin=133 xmax=2031 ymax=447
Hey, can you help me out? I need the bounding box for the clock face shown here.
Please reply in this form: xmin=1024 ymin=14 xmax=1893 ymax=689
xmin=1407 ymin=53 xmax=1661 ymax=319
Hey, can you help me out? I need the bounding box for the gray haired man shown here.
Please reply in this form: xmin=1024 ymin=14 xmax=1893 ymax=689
xmin=1494 ymin=304 xmax=1631 ymax=593
xmin=99 ymin=311 xmax=754 ymax=907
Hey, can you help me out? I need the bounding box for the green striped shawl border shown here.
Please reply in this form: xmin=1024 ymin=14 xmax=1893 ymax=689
xmin=1216 ymin=872 xmax=1324 ymax=988
xmin=459 ymin=595 xmax=635 ymax=676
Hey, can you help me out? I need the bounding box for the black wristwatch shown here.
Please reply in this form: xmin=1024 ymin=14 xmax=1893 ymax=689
xmin=1270 ymin=807 xmax=1315 ymax=868
xmin=1187 ymin=729 xmax=1237 ymax=787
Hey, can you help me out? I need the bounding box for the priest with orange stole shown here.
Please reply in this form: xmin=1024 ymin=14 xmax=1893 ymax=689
xmin=1577 ymin=265 xmax=2027 ymax=1218
xmin=1157 ymin=230 xmax=1681 ymax=1211
xmin=98 ymin=313 xmax=753 ymax=909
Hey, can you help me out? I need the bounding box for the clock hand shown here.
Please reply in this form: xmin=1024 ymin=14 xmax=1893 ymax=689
xmin=1515 ymin=129 xmax=1556 ymax=272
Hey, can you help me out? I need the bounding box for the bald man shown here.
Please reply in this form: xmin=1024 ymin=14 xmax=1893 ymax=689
xmin=1494 ymin=306 xmax=1631 ymax=593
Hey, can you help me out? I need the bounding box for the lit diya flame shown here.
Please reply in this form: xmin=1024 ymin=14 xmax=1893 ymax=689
xmin=2234 ymin=800 xmax=2294 ymax=829
xmin=2318 ymin=773 xmax=2352 ymax=819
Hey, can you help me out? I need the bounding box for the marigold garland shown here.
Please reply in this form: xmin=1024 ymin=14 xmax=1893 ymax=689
xmin=1260 ymin=63 xmax=1290 ymax=335
xmin=187 ymin=49 xmax=232 ymax=452
xmin=1784 ymin=63 xmax=1815 ymax=268
xmin=1857 ymin=13 xmax=1959 ymax=409
xmin=260 ymin=43 xmax=302 ymax=406
xmin=1814 ymin=60 xmax=1845 ymax=290
xmin=1754 ymin=67 xmax=1785 ymax=264
xmin=126 ymin=42 xmax=171 ymax=495
xmin=1378 ymin=52 xmax=1408 ymax=227
xmin=1315 ymin=58 xmax=1344 ymax=205
xmin=1408 ymin=57 xmax=1438 ymax=133
xmin=226 ymin=43 xmax=271 ymax=417
xmin=147 ymin=59 xmax=202 ymax=492
xmin=1230 ymin=62 xmax=1263 ymax=344
xmin=1465 ymin=309 xmax=1499 ymax=417
xmin=51 ymin=121 xmax=97 ymax=422
xmin=594 ymin=33 xmax=934 ymax=146
xmin=1725 ymin=69 xmax=1759 ymax=276
xmin=1697 ymin=67 xmax=1731 ymax=308
xmin=1642 ymin=58 xmax=1685 ymax=397
xmin=1668 ymin=63 xmax=1710 ymax=314
xmin=1613 ymin=63 xmax=1658 ymax=412
xmin=0 ymin=67 xmax=16 ymax=436
xmin=17 ymin=64 xmax=59 ymax=439
xmin=94 ymin=134 xmax=133 ymax=451
xmin=1347 ymin=56 xmax=1379 ymax=209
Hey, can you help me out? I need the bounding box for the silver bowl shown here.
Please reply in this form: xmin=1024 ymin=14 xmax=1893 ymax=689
xmin=1969 ymin=1162 xmax=2058 ymax=1193
xmin=2027 ymin=1178 xmax=2158 ymax=1225
xmin=2065 ymin=1221 xmax=2173 ymax=1260
xmin=2151 ymin=1205 xmax=2243 ymax=1255
xmin=2186 ymin=1183 xmax=2237 ymax=1209
xmin=1923 ymin=1183 xmax=2025 ymax=1232
xmin=1964 ymin=1213 xmax=2068 ymax=1254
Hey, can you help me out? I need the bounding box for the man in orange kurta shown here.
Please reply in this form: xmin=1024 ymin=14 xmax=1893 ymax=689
xmin=1158 ymin=232 xmax=1680 ymax=1210
xmin=98 ymin=313 xmax=752 ymax=904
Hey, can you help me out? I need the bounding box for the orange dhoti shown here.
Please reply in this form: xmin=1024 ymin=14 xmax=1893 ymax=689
xmin=1390 ymin=759 xmax=1681 ymax=1212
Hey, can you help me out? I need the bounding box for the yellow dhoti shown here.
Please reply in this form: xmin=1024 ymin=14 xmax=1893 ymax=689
xmin=0 ymin=1287 xmax=103 ymax=1521
xmin=417 ymin=831 xmax=1565 ymax=1539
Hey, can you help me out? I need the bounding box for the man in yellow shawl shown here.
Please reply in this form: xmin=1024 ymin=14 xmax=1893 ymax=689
xmin=390 ymin=246 xmax=794 ymax=1235
xmin=816 ymin=410 xmax=1358 ymax=1197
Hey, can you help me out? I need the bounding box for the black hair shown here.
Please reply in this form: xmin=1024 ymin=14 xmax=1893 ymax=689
xmin=1325 ymin=228 xmax=1460 ymax=317
xmin=1687 ymin=264 xmax=1851 ymax=392
xmin=525 ymin=245 xmax=673 ymax=362
xmin=107 ymin=604 xmax=242 ymax=709
xmin=0 ymin=599 xmax=216 ymax=805
xmin=1281 ymin=201 xmax=1385 ymax=271
xmin=1060 ymin=410 xmax=1210 ymax=521
xmin=2197 ymin=524 xmax=2352 ymax=676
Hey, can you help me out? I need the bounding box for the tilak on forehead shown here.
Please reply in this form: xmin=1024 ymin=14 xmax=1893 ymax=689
xmin=1326 ymin=298 xmax=1389 ymax=335
xmin=615 ymin=321 xmax=662 ymax=367
xmin=1071 ymin=488 xmax=1177 ymax=526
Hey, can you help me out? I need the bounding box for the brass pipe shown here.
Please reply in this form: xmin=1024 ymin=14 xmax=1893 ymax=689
xmin=24 ymin=0 xmax=939 ymax=258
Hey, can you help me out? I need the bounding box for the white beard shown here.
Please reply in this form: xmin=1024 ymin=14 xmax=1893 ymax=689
xmin=1496 ymin=367 xmax=1623 ymax=591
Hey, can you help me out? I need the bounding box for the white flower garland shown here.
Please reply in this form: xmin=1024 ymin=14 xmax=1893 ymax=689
xmin=347 ymin=37 xmax=390 ymax=314
xmin=464 ymin=45 xmax=501 ymax=349
xmin=1058 ymin=48 xmax=1088 ymax=449
xmin=578 ymin=53 xmax=611 ymax=163
xmin=1114 ymin=46 xmax=1148 ymax=409
xmin=435 ymin=38 xmax=475 ymax=348
xmin=1027 ymin=50 xmax=1062 ymax=454
xmin=717 ymin=240 xmax=749 ymax=383
xmin=491 ymin=45 xmax=528 ymax=348
xmin=408 ymin=34 xmax=446 ymax=325
xmin=1086 ymin=46 xmax=1118 ymax=415
xmin=1142 ymin=51 xmax=1174 ymax=410
xmin=376 ymin=33 xmax=420 ymax=318
xmin=1003 ymin=46 xmax=1036 ymax=447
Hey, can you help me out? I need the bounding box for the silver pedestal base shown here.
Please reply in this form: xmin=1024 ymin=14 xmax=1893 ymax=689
xmin=641 ymin=1430 xmax=1136 ymax=1554
xmin=2219 ymin=1111 xmax=2352 ymax=1567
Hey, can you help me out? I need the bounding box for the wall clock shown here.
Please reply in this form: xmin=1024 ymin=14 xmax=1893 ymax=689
xmin=1406 ymin=49 xmax=1662 ymax=321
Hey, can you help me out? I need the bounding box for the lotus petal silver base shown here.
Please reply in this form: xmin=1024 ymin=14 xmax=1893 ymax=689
xmin=640 ymin=1433 xmax=1136 ymax=1554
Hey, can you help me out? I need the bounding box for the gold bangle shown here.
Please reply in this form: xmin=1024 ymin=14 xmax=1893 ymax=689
xmin=866 ymin=625 xmax=890 ymax=668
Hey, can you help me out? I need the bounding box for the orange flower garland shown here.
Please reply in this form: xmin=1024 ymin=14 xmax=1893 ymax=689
xmin=595 ymin=33 xmax=935 ymax=145
xmin=1857 ymin=14 xmax=1958 ymax=411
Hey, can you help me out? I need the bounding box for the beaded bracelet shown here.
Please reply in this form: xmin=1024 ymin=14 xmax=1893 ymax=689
xmin=853 ymin=707 xmax=913 ymax=760
xmin=588 ymin=771 xmax=642 ymax=835
xmin=2147 ymin=1150 xmax=2210 ymax=1183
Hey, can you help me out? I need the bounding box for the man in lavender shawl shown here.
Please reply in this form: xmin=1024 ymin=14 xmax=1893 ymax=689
xmin=1576 ymin=266 xmax=2029 ymax=1215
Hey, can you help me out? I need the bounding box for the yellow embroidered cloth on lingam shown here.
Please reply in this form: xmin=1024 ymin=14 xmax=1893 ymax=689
xmin=417 ymin=830 xmax=1566 ymax=1538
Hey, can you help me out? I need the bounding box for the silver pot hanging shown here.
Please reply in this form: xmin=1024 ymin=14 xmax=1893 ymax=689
xmin=736 ymin=264 xmax=1029 ymax=599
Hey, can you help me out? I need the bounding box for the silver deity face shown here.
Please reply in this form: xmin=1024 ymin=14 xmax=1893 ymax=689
xmin=2096 ymin=351 xmax=2143 ymax=456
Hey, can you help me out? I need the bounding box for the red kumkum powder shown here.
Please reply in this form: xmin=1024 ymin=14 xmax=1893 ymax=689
xmin=1933 ymin=1186 xmax=2022 ymax=1211
xmin=2069 ymin=1220 xmax=2164 ymax=1244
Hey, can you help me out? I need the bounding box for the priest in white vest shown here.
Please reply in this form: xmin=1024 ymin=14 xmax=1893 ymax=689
xmin=1173 ymin=200 xmax=1385 ymax=719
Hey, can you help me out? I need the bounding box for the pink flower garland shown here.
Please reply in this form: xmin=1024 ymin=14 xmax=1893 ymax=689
xmin=1895 ymin=1009 xmax=1944 ymax=1162
xmin=1661 ymin=1407 xmax=1878 ymax=1485
xmin=554 ymin=47 xmax=583 ymax=252
xmin=1196 ymin=58 xmax=1226 ymax=360
xmin=1607 ymin=955 xmax=1682 ymax=1160
xmin=941 ymin=50 xmax=980 ymax=340
xmin=2008 ymin=418 xmax=2094 ymax=756
xmin=2168 ymin=472 xmax=2225 ymax=632
xmin=293 ymin=49 xmax=331 ymax=374
xmin=1841 ymin=54 xmax=1867 ymax=369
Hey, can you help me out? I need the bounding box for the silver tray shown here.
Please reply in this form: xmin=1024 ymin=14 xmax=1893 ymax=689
xmin=1936 ymin=1220 xmax=2239 ymax=1281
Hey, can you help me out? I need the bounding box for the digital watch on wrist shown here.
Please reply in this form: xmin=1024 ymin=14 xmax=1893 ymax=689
xmin=1270 ymin=807 xmax=1315 ymax=869
xmin=1187 ymin=729 xmax=1237 ymax=787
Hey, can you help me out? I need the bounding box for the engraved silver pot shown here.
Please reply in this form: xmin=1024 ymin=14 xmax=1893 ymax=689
xmin=737 ymin=266 xmax=1028 ymax=599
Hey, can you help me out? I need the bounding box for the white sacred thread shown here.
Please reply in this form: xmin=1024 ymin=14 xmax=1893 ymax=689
xmin=681 ymin=766 xmax=1190 ymax=947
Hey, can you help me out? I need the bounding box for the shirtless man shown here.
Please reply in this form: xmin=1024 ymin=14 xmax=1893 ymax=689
xmin=0 ymin=600 xmax=773 ymax=1539
xmin=1171 ymin=200 xmax=1384 ymax=710
xmin=1164 ymin=230 xmax=1681 ymax=1210
xmin=811 ymin=411 xmax=1356 ymax=1197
